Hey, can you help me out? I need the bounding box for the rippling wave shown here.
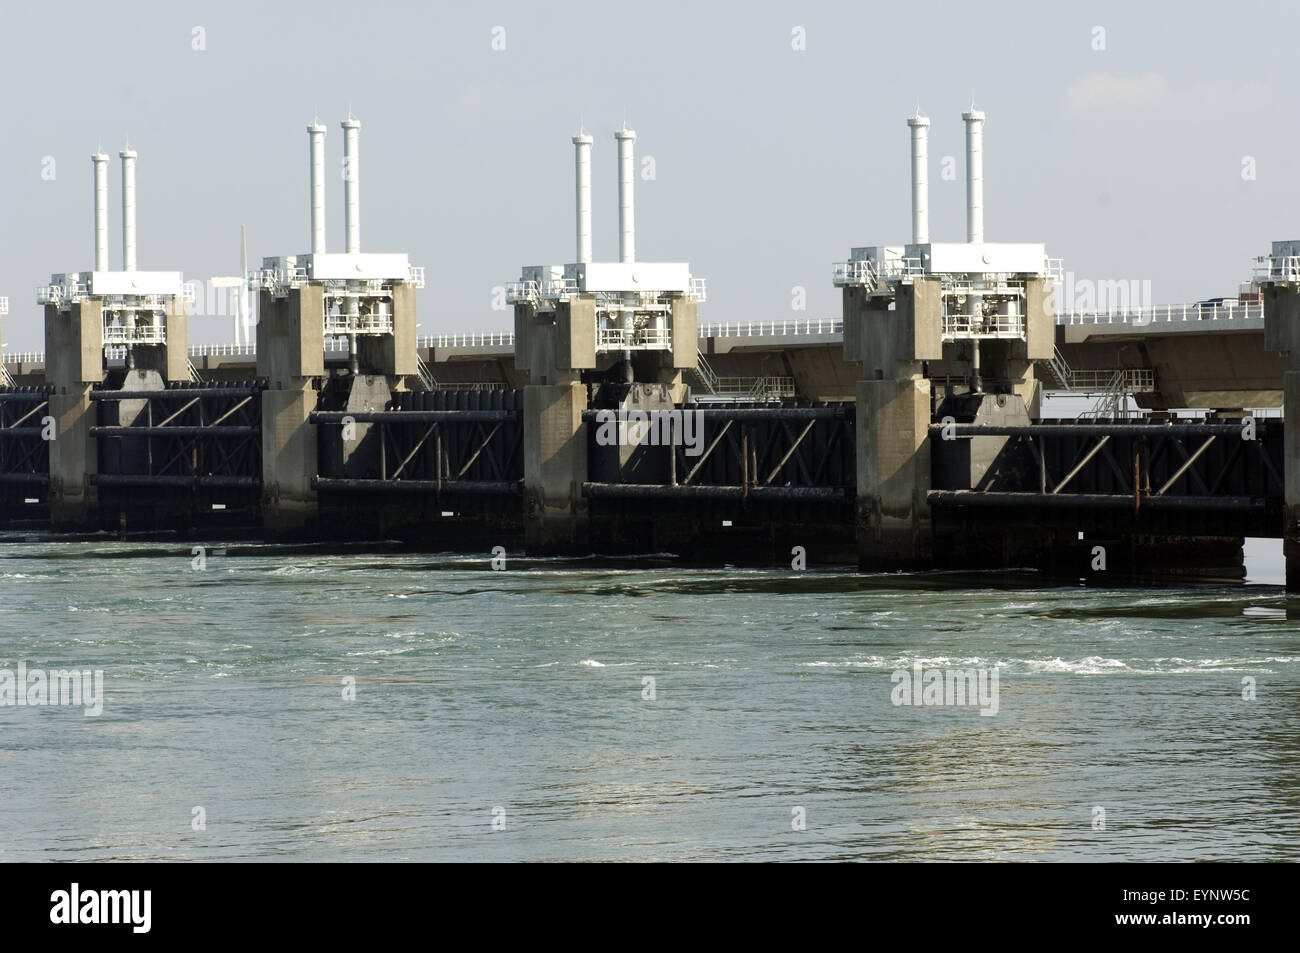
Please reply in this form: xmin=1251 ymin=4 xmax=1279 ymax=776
xmin=1 ymin=535 xmax=1296 ymax=861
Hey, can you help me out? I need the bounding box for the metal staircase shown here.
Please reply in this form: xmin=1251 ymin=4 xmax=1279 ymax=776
xmin=690 ymin=353 xmax=719 ymax=395
xmin=1043 ymin=346 xmax=1073 ymax=390
xmin=415 ymin=353 xmax=437 ymax=391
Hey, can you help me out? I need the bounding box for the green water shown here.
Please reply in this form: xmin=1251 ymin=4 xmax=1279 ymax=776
xmin=1 ymin=536 xmax=1297 ymax=860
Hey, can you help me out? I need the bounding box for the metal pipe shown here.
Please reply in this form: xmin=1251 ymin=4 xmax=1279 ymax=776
xmin=582 ymin=482 xmax=850 ymax=501
xmin=962 ymin=107 xmax=984 ymax=243
xmin=88 ymin=425 xmax=257 ymax=437
xmin=92 ymin=152 xmax=109 ymax=271
xmin=90 ymin=474 xmax=259 ymax=488
xmin=581 ymin=406 xmax=850 ymax=422
xmin=907 ymin=111 xmax=929 ymax=244
xmin=311 ymin=410 xmax=516 ymax=423
xmin=926 ymin=423 xmax=1253 ymax=437
xmin=312 ymin=477 xmax=522 ymax=495
xmin=615 ymin=126 xmax=636 ymax=263
xmin=308 ymin=120 xmax=327 ymax=255
xmin=341 ymin=117 xmax=361 ymax=254
xmin=927 ymin=490 xmax=1262 ymax=512
xmin=572 ymin=130 xmax=593 ymax=263
xmin=120 ymin=147 xmax=137 ymax=271
xmin=90 ymin=387 xmax=262 ymax=400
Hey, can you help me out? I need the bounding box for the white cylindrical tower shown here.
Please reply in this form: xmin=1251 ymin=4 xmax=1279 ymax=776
xmin=615 ymin=126 xmax=636 ymax=264
xmin=308 ymin=120 xmax=327 ymax=255
xmin=92 ymin=152 xmax=109 ymax=271
xmin=573 ymin=130 xmax=594 ymax=264
xmin=341 ymin=117 xmax=361 ymax=254
xmin=120 ymin=147 xmax=137 ymax=271
xmin=962 ymin=107 xmax=985 ymax=244
xmin=907 ymin=111 xmax=930 ymax=245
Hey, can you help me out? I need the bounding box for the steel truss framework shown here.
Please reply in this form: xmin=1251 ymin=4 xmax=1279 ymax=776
xmin=0 ymin=389 xmax=53 ymax=509
xmin=582 ymin=404 xmax=856 ymax=503
xmin=929 ymin=420 xmax=1285 ymax=536
xmin=311 ymin=390 xmax=524 ymax=500
xmin=89 ymin=383 xmax=265 ymax=490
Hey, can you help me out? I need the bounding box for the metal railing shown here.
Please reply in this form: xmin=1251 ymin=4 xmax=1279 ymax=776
xmin=1057 ymin=301 xmax=1264 ymax=325
xmin=407 ymin=266 xmax=426 ymax=288
xmin=323 ymin=313 xmax=395 ymax=335
xmin=703 ymin=376 xmax=798 ymax=400
xmin=1254 ymin=255 xmax=1300 ymax=283
xmin=941 ymin=313 xmax=1025 ymax=339
xmin=0 ymin=296 xmax=8 ymax=315
xmin=692 ymin=354 xmax=719 ymax=394
xmin=1046 ymin=345 xmax=1074 ymax=390
xmin=415 ymin=354 xmax=437 ymax=391
xmin=1080 ymin=370 xmax=1140 ymax=420
xmin=37 ymin=282 xmax=88 ymax=307
xmin=597 ymin=326 xmax=672 ymax=350
xmin=690 ymin=277 xmax=708 ymax=302
xmin=832 ymin=257 xmax=924 ymax=289
xmin=103 ymin=324 xmax=167 ymax=346
xmin=1068 ymin=368 xmax=1156 ymax=393
xmin=698 ymin=319 xmax=843 ymax=338
xmin=504 ymin=278 xmax=578 ymax=306
xmin=418 ymin=332 xmax=515 ymax=348
xmin=189 ymin=343 xmax=258 ymax=357
xmin=254 ymin=266 xmax=308 ymax=293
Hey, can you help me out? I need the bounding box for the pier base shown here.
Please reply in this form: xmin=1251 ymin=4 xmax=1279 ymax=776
xmin=1286 ymin=371 xmax=1300 ymax=590
xmin=261 ymin=384 xmax=319 ymax=539
xmin=47 ymin=388 xmax=97 ymax=531
xmin=856 ymin=377 xmax=932 ymax=571
xmin=524 ymin=382 xmax=588 ymax=553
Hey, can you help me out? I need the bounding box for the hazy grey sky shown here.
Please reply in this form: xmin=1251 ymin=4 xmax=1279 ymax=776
xmin=1 ymin=0 xmax=1295 ymax=350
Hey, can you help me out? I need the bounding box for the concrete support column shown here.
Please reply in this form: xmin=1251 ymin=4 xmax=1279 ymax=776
xmin=1285 ymin=371 xmax=1300 ymax=590
xmin=164 ymin=296 xmax=189 ymax=382
xmin=357 ymin=281 xmax=417 ymax=378
xmin=261 ymin=384 xmax=318 ymax=538
xmin=45 ymin=301 xmax=103 ymax=529
xmin=856 ymin=376 xmax=932 ymax=570
xmin=47 ymin=388 xmax=97 ymax=530
xmin=258 ymin=286 xmax=325 ymax=538
xmin=523 ymin=382 xmax=588 ymax=552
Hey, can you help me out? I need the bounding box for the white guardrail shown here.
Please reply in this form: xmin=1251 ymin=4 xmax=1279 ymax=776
xmin=698 ymin=319 xmax=843 ymax=337
xmin=2 ymin=301 xmax=1269 ymax=368
xmin=1057 ymin=302 xmax=1264 ymax=325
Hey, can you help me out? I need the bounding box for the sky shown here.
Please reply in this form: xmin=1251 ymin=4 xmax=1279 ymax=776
xmin=1 ymin=0 xmax=1297 ymax=350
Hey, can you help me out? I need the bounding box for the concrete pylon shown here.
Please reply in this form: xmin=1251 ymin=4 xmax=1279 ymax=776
xmin=843 ymin=279 xmax=941 ymax=570
xmin=257 ymin=285 xmax=325 ymax=538
xmin=1263 ymin=283 xmax=1300 ymax=589
xmin=44 ymin=300 xmax=104 ymax=529
xmin=523 ymin=381 xmax=588 ymax=551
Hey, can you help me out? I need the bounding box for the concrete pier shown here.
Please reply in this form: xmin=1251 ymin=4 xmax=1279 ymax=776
xmin=44 ymin=301 xmax=102 ymax=529
xmin=257 ymin=286 xmax=325 ymax=537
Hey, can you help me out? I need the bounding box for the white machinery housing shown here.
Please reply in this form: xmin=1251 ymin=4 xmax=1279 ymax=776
xmin=833 ymin=108 xmax=1062 ymax=344
xmin=505 ymin=126 xmax=705 ymax=356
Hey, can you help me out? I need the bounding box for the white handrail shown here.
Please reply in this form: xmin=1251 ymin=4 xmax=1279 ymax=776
xmin=1057 ymin=302 xmax=1264 ymax=325
xmin=698 ymin=319 xmax=843 ymax=337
